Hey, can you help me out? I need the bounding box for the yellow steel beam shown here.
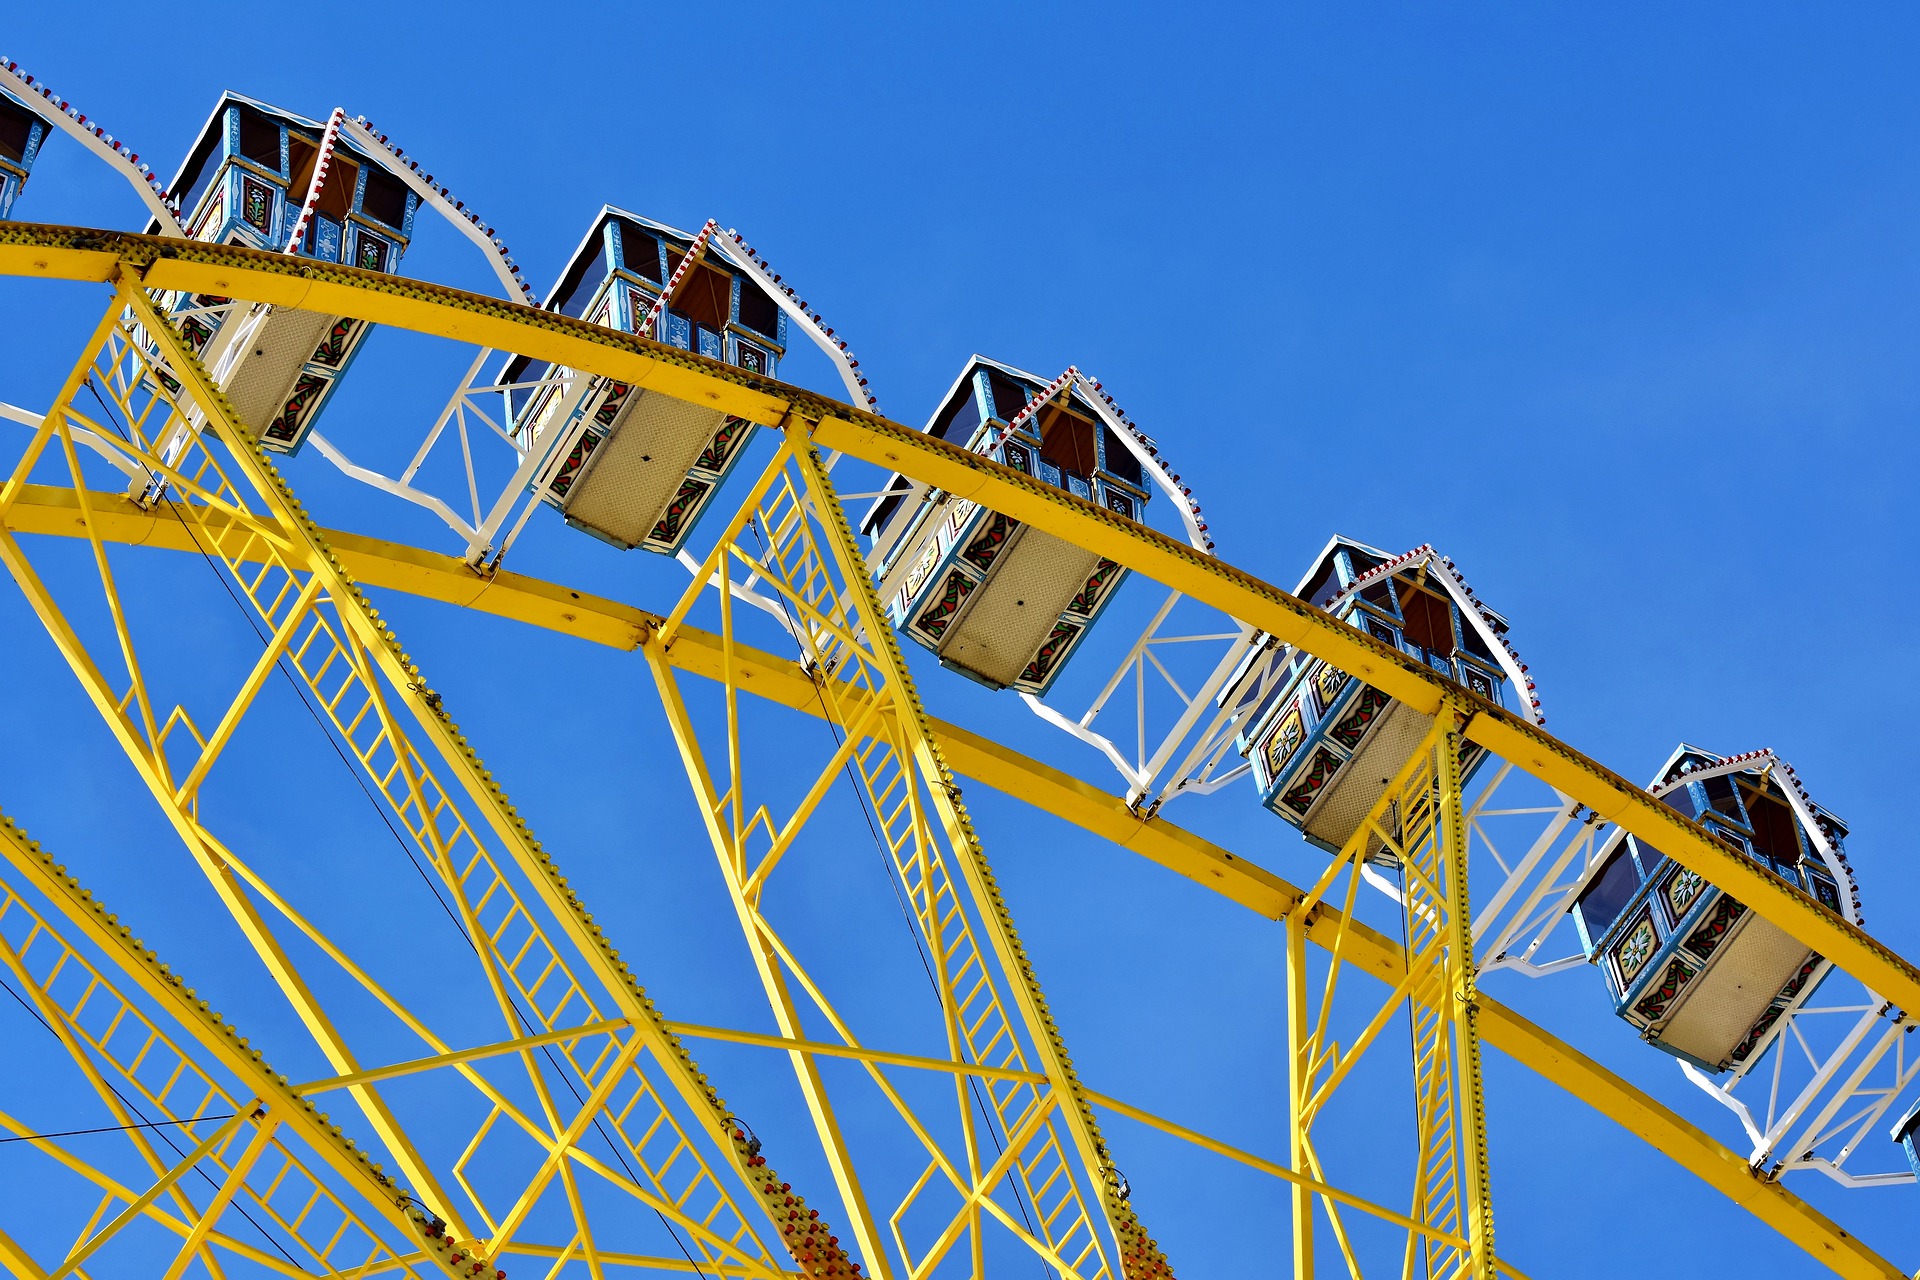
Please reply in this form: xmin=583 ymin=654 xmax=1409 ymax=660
xmin=0 ymin=226 xmax=790 ymax=430
xmin=0 ymin=485 xmax=1895 ymax=1279
xmin=666 ymin=1022 xmax=1051 ymax=1087
xmin=295 ymin=1018 xmax=633 ymax=1093
xmin=0 ymin=226 xmax=1905 ymax=1270
xmin=158 ymin=1113 xmax=283 ymax=1280
xmin=647 ymin=436 xmax=1161 ymax=1279
xmin=111 ymin=282 xmax=826 ymax=1280
xmin=1078 ymin=1086 xmax=1477 ymax=1257
xmin=0 ymin=809 xmax=474 ymax=1277
xmin=804 ymin=408 xmax=1920 ymax=1018
xmin=3 ymin=482 xmax=649 ymax=647
xmin=1 ymin=224 xmax=1898 ymax=1028
xmin=0 ymin=315 xmax=482 ymax=1245
xmin=1438 ymin=710 xmax=1496 ymax=1276
xmin=1284 ymin=712 xmax=1487 ymax=1275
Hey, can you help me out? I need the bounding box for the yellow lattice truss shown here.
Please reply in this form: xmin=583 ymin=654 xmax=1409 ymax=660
xmin=1283 ymin=711 xmax=1506 ymax=1279
xmin=0 ymin=227 xmax=1907 ymax=1280
xmin=0 ymin=281 xmax=843 ymax=1279
xmin=645 ymin=431 xmax=1167 ymax=1280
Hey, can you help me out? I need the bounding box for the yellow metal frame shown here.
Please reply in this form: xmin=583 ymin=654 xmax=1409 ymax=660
xmin=0 ymin=481 xmax=1898 ymax=1278
xmin=0 ymin=224 xmax=1906 ymax=1279
xmin=0 ymin=281 xmax=841 ymax=1279
xmin=0 ymin=479 xmax=1899 ymax=1277
xmin=1283 ymin=709 xmax=1498 ymax=1278
xmin=3 ymin=223 xmax=1895 ymax=1034
xmin=642 ymin=431 xmax=1169 ymax=1280
xmin=0 ymin=809 xmax=446 ymax=1277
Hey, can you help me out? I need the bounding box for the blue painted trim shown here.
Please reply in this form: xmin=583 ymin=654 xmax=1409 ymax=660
xmin=888 ymin=496 xmax=1133 ymax=697
xmin=1893 ymin=1097 xmax=1920 ymax=1178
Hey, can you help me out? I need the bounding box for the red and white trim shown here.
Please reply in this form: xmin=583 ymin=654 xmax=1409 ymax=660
xmin=992 ymin=366 xmax=1077 ymax=442
xmin=723 ymin=227 xmax=878 ymax=411
xmin=283 ymin=108 xmax=347 ymax=254
xmin=1333 ymin=544 xmax=1545 ymax=725
xmin=0 ymin=56 xmax=183 ymax=235
xmin=631 ymin=220 xmax=879 ymax=410
xmin=984 ymin=364 xmax=1213 ymax=555
xmin=342 ymin=115 xmax=534 ymax=302
xmin=640 ymin=219 xmax=722 ymax=337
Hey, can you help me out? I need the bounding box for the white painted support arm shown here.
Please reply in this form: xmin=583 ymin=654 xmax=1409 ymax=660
xmin=306 ymin=431 xmax=476 ymax=541
xmin=1 ymin=401 xmax=146 ymax=482
xmin=0 ymin=58 xmax=184 ymax=236
xmin=336 ymin=118 xmax=531 ymax=303
xmin=716 ymin=229 xmax=875 ymax=411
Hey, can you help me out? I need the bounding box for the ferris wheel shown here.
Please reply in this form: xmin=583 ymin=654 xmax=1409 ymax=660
xmin=0 ymin=55 xmax=1913 ymax=1280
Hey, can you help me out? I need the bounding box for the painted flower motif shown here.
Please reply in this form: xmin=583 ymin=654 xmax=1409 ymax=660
xmin=1614 ymin=914 xmax=1658 ymax=986
xmin=1264 ymin=706 xmax=1305 ymax=779
xmin=1665 ymin=868 xmax=1705 ymax=921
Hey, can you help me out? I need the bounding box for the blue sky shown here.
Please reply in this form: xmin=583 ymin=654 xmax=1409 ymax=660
xmin=1 ymin=3 xmax=1916 ymax=1275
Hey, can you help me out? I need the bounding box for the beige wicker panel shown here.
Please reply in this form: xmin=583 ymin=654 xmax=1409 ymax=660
xmin=221 ymin=307 xmax=335 ymax=434
xmin=563 ymin=390 xmax=726 ymax=549
xmin=1659 ymin=916 xmax=1812 ymax=1069
xmin=940 ymin=527 xmax=1103 ymax=688
xmin=1305 ymin=699 xmax=1432 ymax=854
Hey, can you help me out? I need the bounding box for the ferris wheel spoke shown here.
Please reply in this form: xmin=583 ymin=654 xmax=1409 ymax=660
xmin=0 ymin=285 xmax=876 ymax=1280
xmin=1278 ymin=707 xmax=1496 ymax=1279
xmin=0 ymin=811 xmax=454 ymax=1277
xmin=0 ymin=295 xmax=488 ymax=1250
xmin=3 ymin=459 xmax=1900 ymax=1278
xmin=115 ymin=280 xmax=866 ymax=1279
xmin=646 ymin=435 xmax=1176 ymax=1280
xmin=690 ymin=912 xmax=1112 ymax=1280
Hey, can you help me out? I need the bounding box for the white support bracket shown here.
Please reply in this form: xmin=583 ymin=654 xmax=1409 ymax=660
xmin=0 ymin=57 xmax=184 ymax=235
xmin=337 ymin=117 xmax=532 ymax=303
